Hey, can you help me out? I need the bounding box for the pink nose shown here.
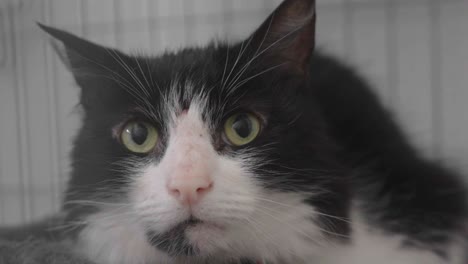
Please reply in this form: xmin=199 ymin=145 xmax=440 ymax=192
xmin=167 ymin=176 xmax=213 ymax=206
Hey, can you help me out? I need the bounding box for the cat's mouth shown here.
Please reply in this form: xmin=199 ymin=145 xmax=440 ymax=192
xmin=146 ymin=217 xmax=226 ymax=256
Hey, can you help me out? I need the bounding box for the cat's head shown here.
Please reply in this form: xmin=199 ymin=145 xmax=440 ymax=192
xmin=40 ymin=0 xmax=348 ymax=261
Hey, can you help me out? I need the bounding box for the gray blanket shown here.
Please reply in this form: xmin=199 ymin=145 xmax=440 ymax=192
xmin=0 ymin=215 xmax=95 ymax=264
xmin=0 ymin=239 xmax=94 ymax=264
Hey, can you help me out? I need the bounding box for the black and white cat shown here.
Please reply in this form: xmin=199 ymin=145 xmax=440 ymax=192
xmin=7 ymin=0 xmax=467 ymax=263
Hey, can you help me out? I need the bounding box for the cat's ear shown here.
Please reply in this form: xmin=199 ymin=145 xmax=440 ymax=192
xmin=249 ymin=0 xmax=316 ymax=75
xmin=37 ymin=23 xmax=123 ymax=75
xmin=37 ymin=23 xmax=129 ymax=108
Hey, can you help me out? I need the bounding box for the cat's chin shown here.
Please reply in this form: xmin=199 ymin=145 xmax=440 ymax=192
xmin=147 ymin=219 xmax=228 ymax=257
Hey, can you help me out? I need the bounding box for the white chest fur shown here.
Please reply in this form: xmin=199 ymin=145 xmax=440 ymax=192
xmin=75 ymin=206 xmax=464 ymax=264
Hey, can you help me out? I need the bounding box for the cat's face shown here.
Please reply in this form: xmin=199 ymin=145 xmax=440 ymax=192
xmin=41 ymin=0 xmax=348 ymax=261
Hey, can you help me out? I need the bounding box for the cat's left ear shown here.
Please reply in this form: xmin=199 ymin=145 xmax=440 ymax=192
xmin=249 ymin=0 xmax=316 ymax=75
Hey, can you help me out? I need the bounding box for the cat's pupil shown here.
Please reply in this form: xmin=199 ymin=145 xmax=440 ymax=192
xmin=232 ymin=114 xmax=252 ymax=138
xmin=130 ymin=123 xmax=148 ymax=145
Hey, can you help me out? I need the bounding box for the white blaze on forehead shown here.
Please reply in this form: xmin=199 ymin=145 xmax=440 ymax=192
xmin=161 ymin=103 xmax=216 ymax=205
xmin=162 ymin=102 xmax=215 ymax=176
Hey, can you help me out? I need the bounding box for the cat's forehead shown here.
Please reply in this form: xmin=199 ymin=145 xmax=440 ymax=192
xmin=150 ymin=46 xmax=221 ymax=78
xmin=134 ymin=45 xmax=271 ymax=116
xmin=142 ymin=48 xmax=217 ymax=97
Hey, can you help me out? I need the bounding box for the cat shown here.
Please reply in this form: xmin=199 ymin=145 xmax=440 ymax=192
xmin=2 ymin=0 xmax=467 ymax=263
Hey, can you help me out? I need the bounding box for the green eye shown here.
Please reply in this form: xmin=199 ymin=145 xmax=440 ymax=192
xmin=224 ymin=113 xmax=261 ymax=146
xmin=121 ymin=121 xmax=158 ymax=153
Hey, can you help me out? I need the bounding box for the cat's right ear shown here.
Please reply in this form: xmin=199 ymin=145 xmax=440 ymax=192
xmin=37 ymin=23 xmax=129 ymax=108
xmin=37 ymin=23 xmax=122 ymax=75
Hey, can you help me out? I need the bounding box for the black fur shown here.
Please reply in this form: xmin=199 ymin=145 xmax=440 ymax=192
xmin=310 ymin=52 xmax=468 ymax=253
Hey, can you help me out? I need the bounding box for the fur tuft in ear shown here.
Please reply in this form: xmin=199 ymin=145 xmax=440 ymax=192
xmin=249 ymin=0 xmax=316 ymax=74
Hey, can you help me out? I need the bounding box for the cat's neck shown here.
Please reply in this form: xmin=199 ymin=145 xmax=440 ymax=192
xmin=73 ymin=203 xmax=463 ymax=264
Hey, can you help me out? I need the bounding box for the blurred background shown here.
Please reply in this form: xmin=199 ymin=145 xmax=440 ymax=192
xmin=0 ymin=0 xmax=467 ymax=225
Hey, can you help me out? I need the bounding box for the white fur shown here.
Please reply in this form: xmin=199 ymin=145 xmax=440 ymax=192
xmin=319 ymin=209 xmax=464 ymax=264
xmin=75 ymin=97 xmax=464 ymax=264
xmin=77 ymin=203 xmax=464 ymax=264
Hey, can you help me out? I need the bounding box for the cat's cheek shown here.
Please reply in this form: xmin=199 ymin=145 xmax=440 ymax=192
xmin=196 ymin=156 xmax=260 ymax=215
